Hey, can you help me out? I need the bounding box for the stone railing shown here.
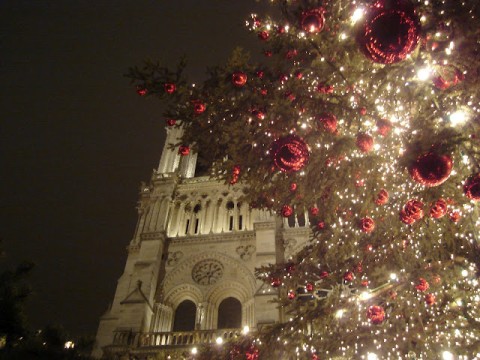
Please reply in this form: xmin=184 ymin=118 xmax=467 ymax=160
xmin=112 ymin=328 xmax=241 ymax=349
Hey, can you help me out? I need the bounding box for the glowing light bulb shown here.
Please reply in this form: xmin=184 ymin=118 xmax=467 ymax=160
xmin=367 ymin=353 xmax=379 ymax=360
xmin=417 ymin=67 xmax=432 ymax=81
xmin=359 ymin=291 xmax=372 ymax=301
xmin=243 ymin=325 xmax=250 ymax=334
xmin=442 ymin=350 xmax=454 ymax=360
xmin=192 ymin=347 xmax=198 ymax=354
xmin=449 ymin=110 xmax=467 ymax=126
xmin=216 ymin=337 xmax=223 ymax=345
xmin=351 ymin=8 xmax=365 ymax=23
xmin=335 ymin=309 xmax=345 ymax=318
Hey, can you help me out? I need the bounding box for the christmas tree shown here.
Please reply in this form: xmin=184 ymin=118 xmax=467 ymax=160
xmin=128 ymin=0 xmax=480 ymax=358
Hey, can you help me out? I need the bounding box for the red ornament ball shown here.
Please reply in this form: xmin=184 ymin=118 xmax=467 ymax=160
xmin=464 ymin=173 xmax=480 ymax=201
xmin=281 ymin=205 xmax=294 ymax=217
xmin=289 ymin=183 xmax=297 ymax=192
xmin=400 ymin=199 xmax=424 ymax=224
xmin=232 ymin=71 xmax=248 ymax=87
xmin=300 ymin=8 xmax=326 ymax=34
xmin=360 ymin=217 xmax=375 ymax=233
xmin=306 ymin=283 xmax=314 ymax=292
xmin=449 ymin=210 xmax=461 ymax=223
xmin=356 ymin=133 xmax=374 ymax=153
xmin=193 ymin=101 xmax=206 ymax=115
xmin=409 ymin=152 xmax=453 ymax=187
xmin=375 ymin=189 xmax=389 ymax=205
xmin=415 ymin=278 xmax=429 ymax=292
xmin=256 ymin=70 xmax=264 ymax=78
xmin=367 ymin=305 xmax=385 ymax=325
xmin=359 ymin=107 xmax=367 ymax=116
xmin=285 ymin=262 xmax=296 ymax=274
xmin=309 ymin=206 xmax=319 ymax=216
xmin=288 ymin=290 xmax=296 ymax=300
xmin=264 ymin=50 xmax=273 ymax=57
xmin=246 ymin=345 xmax=259 ymax=360
xmin=258 ymin=31 xmax=270 ymax=40
xmin=430 ymin=198 xmax=447 ymax=218
xmin=136 ymin=86 xmax=148 ymax=96
xmin=376 ymin=118 xmax=392 ymax=136
xmin=320 ymin=271 xmax=329 ymax=279
xmin=317 ymin=221 xmax=326 ymax=230
xmin=317 ymin=83 xmax=334 ymax=94
xmin=356 ymin=0 xmax=420 ymax=64
xmin=252 ymin=109 xmax=265 ymax=120
xmin=271 ymin=135 xmax=310 ymax=172
xmin=230 ymin=165 xmax=241 ymax=185
xmin=317 ymin=113 xmax=338 ymax=134
xmin=164 ymin=82 xmax=176 ymax=94
xmin=344 ymin=271 xmax=354 ymax=282
xmin=166 ymin=119 xmax=176 ymax=126
xmin=425 ymin=293 xmax=436 ymax=305
xmin=433 ymin=65 xmax=464 ymax=90
xmin=270 ymin=277 xmax=281 ymax=288
xmin=178 ymin=145 xmax=190 ymax=156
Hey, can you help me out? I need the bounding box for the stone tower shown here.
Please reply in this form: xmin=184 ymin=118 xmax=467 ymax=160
xmin=92 ymin=126 xmax=311 ymax=359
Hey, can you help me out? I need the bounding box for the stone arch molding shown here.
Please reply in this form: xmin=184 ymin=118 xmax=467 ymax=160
xmin=206 ymin=280 xmax=250 ymax=307
xmin=163 ymin=251 xmax=256 ymax=299
xmin=163 ymin=283 xmax=203 ymax=309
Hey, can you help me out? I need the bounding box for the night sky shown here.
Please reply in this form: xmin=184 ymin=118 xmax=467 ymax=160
xmin=0 ymin=0 xmax=267 ymax=337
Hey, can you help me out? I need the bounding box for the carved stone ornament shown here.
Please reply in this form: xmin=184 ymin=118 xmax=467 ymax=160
xmin=236 ymin=245 xmax=256 ymax=260
xmin=167 ymin=251 xmax=184 ymax=266
xmin=192 ymin=259 xmax=224 ymax=285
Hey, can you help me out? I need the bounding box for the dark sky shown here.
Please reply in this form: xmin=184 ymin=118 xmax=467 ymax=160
xmin=0 ymin=0 xmax=267 ymax=337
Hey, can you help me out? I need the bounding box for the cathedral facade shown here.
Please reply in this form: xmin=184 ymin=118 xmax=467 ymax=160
xmin=92 ymin=127 xmax=311 ymax=359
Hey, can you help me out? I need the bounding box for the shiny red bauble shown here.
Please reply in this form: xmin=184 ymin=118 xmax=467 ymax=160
xmin=270 ymin=277 xmax=281 ymax=288
xmin=232 ymin=71 xmax=248 ymax=87
xmin=409 ymin=152 xmax=453 ymax=187
xmin=415 ymin=278 xmax=429 ymax=292
xmin=344 ymin=271 xmax=354 ymax=282
xmin=300 ymin=8 xmax=325 ymax=34
xmin=317 ymin=113 xmax=338 ymax=134
xmin=164 ymin=82 xmax=176 ymax=94
xmin=400 ymin=199 xmax=424 ymax=224
xmin=360 ymin=217 xmax=375 ymax=233
xmin=166 ymin=119 xmax=176 ymax=126
xmin=178 ymin=145 xmax=190 ymax=156
xmin=425 ymin=293 xmax=436 ymax=305
xmin=356 ymin=0 xmax=420 ymax=64
xmin=376 ymin=118 xmax=392 ymax=136
xmin=258 ymin=31 xmax=269 ymax=40
xmin=367 ymin=305 xmax=385 ymax=325
xmin=281 ymin=205 xmax=294 ymax=217
xmin=271 ymin=135 xmax=310 ymax=172
xmin=136 ymin=86 xmax=148 ymax=96
xmin=429 ymin=198 xmax=447 ymax=218
xmin=375 ymin=189 xmax=389 ymax=205
xmin=464 ymin=173 xmax=480 ymax=201
xmin=193 ymin=101 xmax=206 ymax=115
xmin=356 ymin=133 xmax=374 ymax=153
xmin=309 ymin=206 xmax=319 ymax=216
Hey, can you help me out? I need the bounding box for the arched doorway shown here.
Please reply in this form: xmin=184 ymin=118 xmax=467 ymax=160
xmin=217 ymin=297 xmax=242 ymax=329
xmin=173 ymin=300 xmax=197 ymax=331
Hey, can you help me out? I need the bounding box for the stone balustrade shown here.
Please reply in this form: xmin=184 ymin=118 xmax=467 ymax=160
xmin=112 ymin=328 xmax=242 ymax=349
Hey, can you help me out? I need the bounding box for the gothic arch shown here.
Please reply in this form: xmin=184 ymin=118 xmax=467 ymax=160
xmin=163 ymin=283 xmax=202 ymax=309
xmin=205 ymin=281 xmax=250 ymax=329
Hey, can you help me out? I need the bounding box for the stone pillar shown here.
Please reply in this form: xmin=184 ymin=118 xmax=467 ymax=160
xmin=253 ymin=220 xmax=280 ymax=326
